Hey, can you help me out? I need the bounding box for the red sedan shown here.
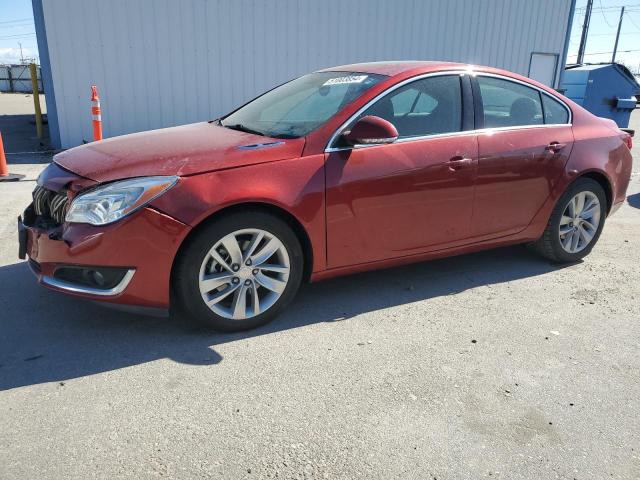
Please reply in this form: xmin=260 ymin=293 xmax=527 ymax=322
xmin=19 ymin=61 xmax=633 ymax=331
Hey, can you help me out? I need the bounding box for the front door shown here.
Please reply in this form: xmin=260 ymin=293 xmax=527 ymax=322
xmin=325 ymin=74 xmax=478 ymax=268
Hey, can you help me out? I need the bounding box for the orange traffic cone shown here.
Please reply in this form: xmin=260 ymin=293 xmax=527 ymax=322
xmin=0 ymin=132 xmax=24 ymax=182
xmin=91 ymin=85 xmax=103 ymax=141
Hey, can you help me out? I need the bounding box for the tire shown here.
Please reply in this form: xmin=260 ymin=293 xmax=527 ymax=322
xmin=172 ymin=211 xmax=304 ymax=331
xmin=531 ymin=177 xmax=607 ymax=263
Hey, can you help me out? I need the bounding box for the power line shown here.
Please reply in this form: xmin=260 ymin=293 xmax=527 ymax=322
xmin=0 ymin=17 xmax=32 ymax=25
xmin=568 ymin=48 xmax=640 ymax=57
xmin=578 ymin=31 xmax=640 ymax=36
xmin=598 ymin=0 xmax=615 ymax=27
xmin=627 ymin=11 xmax=640 ymax=30
xmin=0 ymin=21 xmax=34 ymax=29
xmin=576 ymin=3 xmax=640 ymax=11
xmin=0 ymin=32 xmax=36 ymax=40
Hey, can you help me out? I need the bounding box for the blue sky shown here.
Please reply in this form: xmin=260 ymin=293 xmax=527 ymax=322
xmin=567 ymin=0 xmax=640 ymax=70
xmin=0 ymin=0 xmax=38 ymax=63
xmin=1 ymin=0 xmax=639 ymax=71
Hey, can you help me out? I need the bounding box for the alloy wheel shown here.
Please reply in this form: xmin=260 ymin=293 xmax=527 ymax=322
xmin=198 ymin=228 xmax=290 ymax=320
xmin=558 ymin=191 xmax=601 ymax=254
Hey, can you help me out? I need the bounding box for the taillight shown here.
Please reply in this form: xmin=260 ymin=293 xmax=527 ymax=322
xmin=620 ymin=128 xmax=634 ymax=150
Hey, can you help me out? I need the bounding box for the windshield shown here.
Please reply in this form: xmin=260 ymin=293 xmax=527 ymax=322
xmin=220 ymin=71 xmax=387 ymax=138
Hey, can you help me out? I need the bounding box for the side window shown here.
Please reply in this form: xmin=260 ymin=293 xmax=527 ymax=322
xmin=477 ymin=76 xmax=543 ymax=128
xmin=356 ymin=75 xmax=462 ymax=138
xmin=389 ymin=88 xmax=420 ymax=116
xmin=542 ymin=94 xmax=569 ymax=124
xmin=390 ymin=89 xmax=438 ymax=116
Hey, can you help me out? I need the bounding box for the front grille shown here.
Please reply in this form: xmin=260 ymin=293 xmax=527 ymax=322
xmin=33 ymin=185 xmax=69 ymax=224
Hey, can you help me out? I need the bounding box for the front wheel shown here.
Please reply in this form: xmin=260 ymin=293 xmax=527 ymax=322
xmin=531 ymin=177 xmax=607 ymax=262
xmin=173 ymin=211 xmax=304 ymax=331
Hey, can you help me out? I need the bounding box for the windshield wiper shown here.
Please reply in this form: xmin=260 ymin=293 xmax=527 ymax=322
xmin=272 ymin=133 xmax=298 ymax=139
xmin=222 ymin=123 xmax=265 ymax=137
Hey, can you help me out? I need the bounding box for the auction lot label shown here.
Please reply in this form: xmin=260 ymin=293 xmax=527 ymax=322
xmin=323 ymin=75 xmax=368 ymax=86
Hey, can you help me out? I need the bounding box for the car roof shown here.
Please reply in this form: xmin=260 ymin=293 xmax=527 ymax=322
xmin=319 ymin=60 xmax=469 ymax=76
xmin=317 ymin=60 xmax=562 ymax=99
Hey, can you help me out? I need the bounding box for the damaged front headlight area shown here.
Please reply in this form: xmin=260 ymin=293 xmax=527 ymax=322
xmin=65 ymin=176 xmax=178 ymax=226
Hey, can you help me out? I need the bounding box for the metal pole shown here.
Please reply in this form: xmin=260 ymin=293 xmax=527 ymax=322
xmin=612 ymin=6 xmax=625 ymax=63
xmin=7 ymin=67 xmax=13 ymax=93
xmin=577 ymin=0 xmax=594 ymax=64
xmin=29 ymin=63 xmax=43 ymax=139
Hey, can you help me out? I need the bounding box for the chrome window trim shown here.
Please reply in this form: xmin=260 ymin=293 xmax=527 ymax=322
xmin=326 ymin=124 xmax=573 ymax=153
xmin=324 ymin=70 xmax=573 ymax=153
xmin=41 ymin=269 xmax=135 ymax=297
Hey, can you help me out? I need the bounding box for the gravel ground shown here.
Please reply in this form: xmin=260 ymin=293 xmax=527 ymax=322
xmin=0 ymin=103 xmax=638 ymax=479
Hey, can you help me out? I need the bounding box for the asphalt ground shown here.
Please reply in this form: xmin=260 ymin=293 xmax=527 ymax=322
xmin=0 ymin=94 xmax=639 ymax=479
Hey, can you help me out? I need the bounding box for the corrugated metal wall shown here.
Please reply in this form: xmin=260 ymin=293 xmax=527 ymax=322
xmin=40 ymin=0 xmax=573 ymax=148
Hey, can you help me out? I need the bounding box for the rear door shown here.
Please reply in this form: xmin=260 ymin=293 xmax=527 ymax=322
xmin=471 ymin=75 xmax=574 ymax=239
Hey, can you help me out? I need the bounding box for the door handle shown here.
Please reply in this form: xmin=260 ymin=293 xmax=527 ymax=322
xmin=446 ymin=156 xmax=473 ymax=171
xmin=545 ymin=142 xmax=566 ymax=152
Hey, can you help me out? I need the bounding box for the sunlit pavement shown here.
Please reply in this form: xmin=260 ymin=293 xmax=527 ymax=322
xmin=0 ymin=106 xmax=638 ymax=479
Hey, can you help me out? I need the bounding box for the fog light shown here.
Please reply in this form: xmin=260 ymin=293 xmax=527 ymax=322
xmin=53 ymin=265 xmax=131 ymax=290
xmin=91 ymin=270 xmax=105 ymax=287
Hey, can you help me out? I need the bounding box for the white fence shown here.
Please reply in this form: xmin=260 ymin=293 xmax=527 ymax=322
xmin=0 ymin=65 xmax=43 ymax=93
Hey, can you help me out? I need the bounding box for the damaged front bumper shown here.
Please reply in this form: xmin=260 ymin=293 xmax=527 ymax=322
xmin=19 ymin=203 xmax=191 ymax=310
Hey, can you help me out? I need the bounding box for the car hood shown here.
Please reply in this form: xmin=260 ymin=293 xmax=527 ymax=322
xmin=54 ymin=122 xmax=306 ymax=183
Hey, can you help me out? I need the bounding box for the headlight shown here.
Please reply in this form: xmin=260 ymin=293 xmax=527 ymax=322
xmin=65 ymin=176 xmax=178 ymax=225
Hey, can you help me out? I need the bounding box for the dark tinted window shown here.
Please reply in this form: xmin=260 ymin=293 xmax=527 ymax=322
xmin=355 ymin=75 xmax=462 ymax=138
xmin=478 ymin=76 xmax=543 ymax=128
xmin=542 ymin=94 xmax=569 ymax=124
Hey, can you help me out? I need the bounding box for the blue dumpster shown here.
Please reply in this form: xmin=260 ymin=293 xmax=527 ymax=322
xmin=560 ymin=63 xmax=639 ymax=128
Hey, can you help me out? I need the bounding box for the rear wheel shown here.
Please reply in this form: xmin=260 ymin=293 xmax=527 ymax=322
xmin=531 ymin=177 xmax=606 ymax=262
xmin=173 ymin=211 xmax=304 ymax=331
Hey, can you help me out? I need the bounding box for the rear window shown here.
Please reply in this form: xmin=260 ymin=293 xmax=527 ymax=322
xmin=477 ymin=76 xmax=570 ymax=128
xmin=542 ymin=94 xmax=570 ymax=124
xmin=477 ymin=76 xmax=543 ymax=128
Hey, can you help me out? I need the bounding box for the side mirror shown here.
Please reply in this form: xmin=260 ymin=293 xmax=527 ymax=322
xmin=342 ymin=115 xmax=398 ymax=146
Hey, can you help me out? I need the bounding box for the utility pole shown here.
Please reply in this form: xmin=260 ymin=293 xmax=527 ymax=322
xmin=29 ymin=63 xmax=43 ymax=139
xmin=577 ymin=0 xmax=594 ymax=64
xmin=612 ymin=6 xmax=625 ymax=63
xmin=18 ymin=42 xmax=24 ymax=64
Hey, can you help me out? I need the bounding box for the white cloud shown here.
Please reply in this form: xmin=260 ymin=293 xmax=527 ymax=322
xmin=0 ymin=47 xmax=37 ymax=64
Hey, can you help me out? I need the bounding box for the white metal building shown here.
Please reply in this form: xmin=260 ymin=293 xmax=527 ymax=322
xmin=33 ymin=0 xmax=576 ymax=148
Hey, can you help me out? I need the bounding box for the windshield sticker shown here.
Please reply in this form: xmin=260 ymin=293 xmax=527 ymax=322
xmin=323 ymin=75 xmax=368 ymax=86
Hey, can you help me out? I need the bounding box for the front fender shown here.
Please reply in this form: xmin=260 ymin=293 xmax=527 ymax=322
xmin=150 ymin=155 xmax=327 ymax=273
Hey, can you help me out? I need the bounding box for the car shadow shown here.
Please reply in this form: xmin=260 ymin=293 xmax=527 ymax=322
xmin=627 ymin=192 xmax=640 ymax=209
xmin=0 ymin=112 xmax=51 ymax=159
xmin=0 ymin=245 xmax=573 ymax=391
